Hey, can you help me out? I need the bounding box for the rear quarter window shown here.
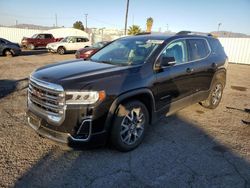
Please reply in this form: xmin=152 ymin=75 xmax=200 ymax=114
xmin=187 ymin=39 xmax=210 ymax=61
xmin=209 ymin=38 xmax=225 ymax=55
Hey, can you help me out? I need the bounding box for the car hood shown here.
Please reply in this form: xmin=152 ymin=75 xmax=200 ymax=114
xmin=47 ymin=41 xmax=66 ymax=46
xmin=78 ymin=47 xmax=97 ymax=52
xmin=32 ymin=59 xmax=129 ymax=89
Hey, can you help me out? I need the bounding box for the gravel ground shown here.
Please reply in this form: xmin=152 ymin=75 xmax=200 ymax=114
xmin=0 ymin=51 xmax=249 ymax=188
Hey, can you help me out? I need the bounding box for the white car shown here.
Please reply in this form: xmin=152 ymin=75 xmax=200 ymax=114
xmin=46 ymin=36 xmax=91 ymax=55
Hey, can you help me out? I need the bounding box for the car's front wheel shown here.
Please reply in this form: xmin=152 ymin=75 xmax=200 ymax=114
xmin=111 ymin=100 xmax=149 ymax=152
xmin=57 ymin=47 xmax=65 ymax=55
xmin=27 ymin=44 xmax=35 ymax=50
xmin=4 ymin=49 xmax=14 ymax=56
xmin=200 ymin=81 xmax=224 ymax=109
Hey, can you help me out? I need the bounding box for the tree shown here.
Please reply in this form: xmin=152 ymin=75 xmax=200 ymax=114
xmin=73 ymin=21 xmax=85 ymax=31
xmin=146 ymin=17 xmax=153 ymax=32
xmin=128 ymin=25 xmax=142 ymax=35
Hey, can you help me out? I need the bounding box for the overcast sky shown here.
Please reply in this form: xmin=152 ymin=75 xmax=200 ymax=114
xmin=0 ymin=0 xmax=249 ymax=34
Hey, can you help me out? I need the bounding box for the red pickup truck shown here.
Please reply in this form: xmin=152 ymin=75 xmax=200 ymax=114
xmin=21 ymin=33 xmax=63 ymax=50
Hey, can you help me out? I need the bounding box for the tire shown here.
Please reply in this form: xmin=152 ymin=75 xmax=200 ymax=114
xmin=27 ymin=44 xmax=35 ymax=50
xmin=4 ymin=49 xmax=14 ymax=57
xmin=57 ymin=47 xmax=65 ymax=55
xmin=200 ymin=81 xmax=224 ymax=109
xmin=111 ymin=100 xmax=149 ymax=152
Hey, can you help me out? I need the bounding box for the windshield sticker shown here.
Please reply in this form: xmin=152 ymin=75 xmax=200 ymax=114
xmin=146 ymin=40 xmax=164 ymax=44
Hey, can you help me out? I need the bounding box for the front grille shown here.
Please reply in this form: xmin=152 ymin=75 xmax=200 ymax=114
xmin=28 ymin=77 xmax=65 ymax=117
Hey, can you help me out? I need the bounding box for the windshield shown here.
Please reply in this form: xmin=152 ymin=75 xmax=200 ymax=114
xmin=31 ymin=34 xmax=38 ymax=38
xmin=90 ymin=37 xmax=163 ymax=65
xmin=61 ymin=36 xmax=74 ymax=42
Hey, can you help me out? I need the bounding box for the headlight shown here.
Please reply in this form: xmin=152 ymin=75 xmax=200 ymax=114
xmin=65 ymin=91 xmax=105 ymax=105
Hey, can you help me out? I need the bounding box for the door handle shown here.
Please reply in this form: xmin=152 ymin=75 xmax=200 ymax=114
xmin=186 ymin=68 xmax=194 ymax=73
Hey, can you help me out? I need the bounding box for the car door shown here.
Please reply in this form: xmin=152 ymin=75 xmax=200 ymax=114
xmin=186 ymin=38 xmax=213 ymax=93
xmin=66 ymin=37 xmax=77 ymax=51
xmin=154 ymin=39 xmax=197 ymax=111
xmin=0 ymin=39 xmax=5 ymax=54
xmin=76 ymin=37 xmax=89 ymax=50
xmin=36 ymin=34 xmax=45 ymax=47
xmin=45 ymin=34 xmax=54 ymax=44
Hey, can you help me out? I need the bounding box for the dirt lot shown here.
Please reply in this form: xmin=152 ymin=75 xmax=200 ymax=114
xmin=0 ymin=51 xmax=249 ymax=188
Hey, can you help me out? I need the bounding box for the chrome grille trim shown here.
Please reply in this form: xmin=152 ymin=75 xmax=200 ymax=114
xmin=28 ymin=76 xmax=65 ymax=125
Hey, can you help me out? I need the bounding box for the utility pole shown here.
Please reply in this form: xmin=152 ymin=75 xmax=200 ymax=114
xmin=85 ymin=13 xmax=88 ymax=32
xmin=55 ymin=14 xmax=58 ymax=27
xmin=16 ymin=20 xmax=18 ymax=26
xmin=124 ymin=0 xmax=129 ymax=35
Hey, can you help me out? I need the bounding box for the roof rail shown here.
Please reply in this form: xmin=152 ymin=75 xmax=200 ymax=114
xmin=176 ymin=31 xmax=213 ymax=37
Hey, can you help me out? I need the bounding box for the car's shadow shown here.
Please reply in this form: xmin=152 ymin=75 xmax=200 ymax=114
xmin=14 ymin=115 xmax=250 ymax=187
xmin=0 ymin=78 xmax=28 ymax=99
xmin=20 ymin=49 xmax=48 ymax=56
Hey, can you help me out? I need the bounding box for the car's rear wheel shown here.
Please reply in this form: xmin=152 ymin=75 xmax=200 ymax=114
xmin=200 ymin=81 xmax=224 ymax=109
xmin=111 ymin=100 xmax=149 ymax=152
xmin=4 ymin=49 xmax=14 ymax=56
xmin=27 ymin=44 xmax=35 ymax=50
xmin=57 ymin=47 xmax=65 ymax=55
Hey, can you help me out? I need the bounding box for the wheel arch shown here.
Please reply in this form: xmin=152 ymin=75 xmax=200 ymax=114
xmin=210 ymin=68 xmax=227 ymax=89
xmin=104 ymin=88 xmax=156 ymax=131
xmin=2 ymin=48 xmax=12 ymax=56
xmin=57 ymin=45 xmax=66 ymax=51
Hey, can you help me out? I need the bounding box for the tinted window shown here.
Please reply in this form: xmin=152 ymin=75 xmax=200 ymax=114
xmin=188 ymin=39 xmax=210 ymax=61
xmin=161 ymin=40 xmax=188 ymax=64
xmin=45 ymin=34 xmax=52 ymax=39
xmin=83 ymin=38 xmax=89 ymax=42
xmin=209 ymin=38 xmax=225 ymax=55
xmin=0 ymin=39 xmax=7 ymax=44
xmin=77 ymin=38 xmax=88 ymax=42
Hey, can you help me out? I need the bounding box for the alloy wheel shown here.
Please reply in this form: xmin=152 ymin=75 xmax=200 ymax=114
xmin=120 ymin=107 xmax=145 ymax=145
xmin=211 ymin=83 xmax=222 ymax=105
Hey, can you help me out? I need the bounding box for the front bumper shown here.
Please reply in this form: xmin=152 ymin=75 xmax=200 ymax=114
xmin=26 ymin=76 xmax=109 ymax=147
xmin=27 ymin=109 xmax=108 ymax=146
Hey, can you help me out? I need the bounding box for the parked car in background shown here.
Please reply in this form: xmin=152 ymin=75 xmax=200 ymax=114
xmin=47 ymin=36 xmax=91 ymax=55
xmin=0 ymin=38 xmax=21 ymax=56
xmin=21 ymin=33 xmax=63 ymax=50
xmin=75 ymin=41 xmax=110 ymax=59
xmin=27 ymin=32 xmax=228 ymax=151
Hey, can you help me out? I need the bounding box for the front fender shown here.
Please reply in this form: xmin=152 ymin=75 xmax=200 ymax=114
xmin=104 ymin=88 xmax=156 ymax=131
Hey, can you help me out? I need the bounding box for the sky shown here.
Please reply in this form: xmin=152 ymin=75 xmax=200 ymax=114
xmin=0 ymin=0 xmax=249 ymax=34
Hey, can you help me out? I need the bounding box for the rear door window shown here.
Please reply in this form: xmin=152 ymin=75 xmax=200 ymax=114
xmin=187 ymin=39 xmax=210 ymax=61
xmin=76 ymin=38 xmax=85 ymax=42
xmin=45 ymin=34 xmax=52 ymax=39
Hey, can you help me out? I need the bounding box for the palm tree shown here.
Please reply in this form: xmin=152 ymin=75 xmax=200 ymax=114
xmin=128 ymin=25 xmax=142 ymax=35
xmin=146 ymin=17 xmax=153 ymax=32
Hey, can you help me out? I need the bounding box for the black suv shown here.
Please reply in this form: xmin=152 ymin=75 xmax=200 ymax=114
xmin=27 ymin=32 xmax=227 ymax=151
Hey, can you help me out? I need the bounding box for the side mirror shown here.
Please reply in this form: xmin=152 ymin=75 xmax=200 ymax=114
xmin=160 ymin=56 xmax=176 ymax=67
